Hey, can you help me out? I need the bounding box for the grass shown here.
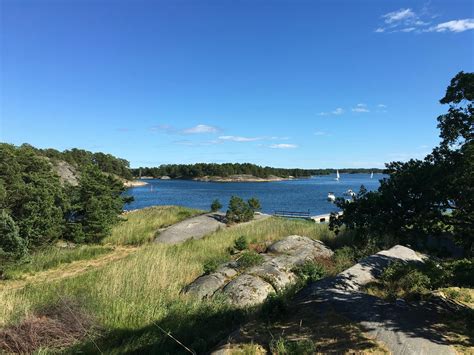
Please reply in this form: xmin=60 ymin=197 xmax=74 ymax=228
xmin=0 ymin=211 xmax=339 ymax=353
xmin=2 ymin=245 xmax=113 ymax=280
xmin=102 ymin=205 xmax=203 ymax=245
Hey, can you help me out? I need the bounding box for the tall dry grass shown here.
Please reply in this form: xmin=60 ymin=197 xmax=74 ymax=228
xmin=0 ymin=209 xmax=337 ymax=352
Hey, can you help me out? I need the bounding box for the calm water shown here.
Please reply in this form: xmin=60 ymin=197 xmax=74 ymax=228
xmin=124 ymin=173 xmax=385 ymax=215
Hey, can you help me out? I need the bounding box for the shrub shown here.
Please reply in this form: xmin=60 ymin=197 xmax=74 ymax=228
xmin=234 ymin=236 xmax=248 ymax=251
xmin=333 ymin=246 xmax=357 ymax=272
xmin=210 ymin=199 xmax=222 ymax=212
xmin=225 ymin=196 xmax=261 ymax=224
xmin=292 ymin=261 xmax=326 ymax=283
xmin=270 ymin=337 xmax=316 ymax=355
xmin=203 ymin=257 xmax=224 ymax=274
xmin=237 ymin=251 xmax=264 ymax=269
xmin=247 ymin=197 xmax=261 ymax=212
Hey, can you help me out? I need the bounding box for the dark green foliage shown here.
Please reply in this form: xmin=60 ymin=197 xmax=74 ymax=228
xmin=237 ymin=250 xmax=264 ymax=269
xmin=247 ymin=197 xmax=261 ymax=211
xmin=292 ymin=261 xmax=326 ymax=283
xmin=331 ymin=72 xmax=474 ymax=255
xmin=0 ymin=210 xmax=26 ymax=259
xmin=40 ymin=147 xmax=133 ymax=180
xmin=233 ymin=236 xmax=248 ymax=251
xmin=0 ymin=143 xmax=66 ymax=249
xmin=210 ymin=199 xmax=222 ymax=212
xmin=202 ymin=256 xmax=229 ymax=274
xmin=67 ymin=165 xmax=128 ymax=243
xmin=270 ymin=337 xmax=316 ymax=355
xmin=0 ymin=143 xmax=131 ymax=257
xmin=225 ymin=196 xmax=261 ymax=224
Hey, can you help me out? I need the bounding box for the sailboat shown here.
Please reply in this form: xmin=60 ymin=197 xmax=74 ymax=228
xmin=335 ymin=170 xmax=340 ymax=181
xmin=370 ymin=171 xmax=374 ymax=179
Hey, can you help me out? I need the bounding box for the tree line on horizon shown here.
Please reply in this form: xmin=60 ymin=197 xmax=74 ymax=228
xmin=132 ymin=164 xmax=384 ymax=179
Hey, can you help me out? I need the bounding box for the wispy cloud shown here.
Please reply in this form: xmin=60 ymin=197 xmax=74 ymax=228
xmin=375 ymin=6 xmax=474 ymax=34
xmin=314 ymin=131 xmax=328 ymax=136
xmin=427 ymin=19 xmax=474 ymax=33
xmin=383 ymin=8 xmax=415 ymax=24
xmin=269 ymin=143 xmax=298 ymax=149
xmin=173 ymin=139 xmax=220 ymax=146
xmin=352 ymin=103 xmax=370 ymax=113
xmin=218 ymin=135 xmax=261 ymax=142
xmin=318 ymin=107 xmax=345 ymax=116
xmin=182 ymin=124 xmax=220 ymax=134
xmin=150 ymin=124 xmax=176 ymax=133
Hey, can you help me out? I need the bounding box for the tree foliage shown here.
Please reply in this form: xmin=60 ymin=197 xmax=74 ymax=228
xmin=133 ymin=163 xmax=383 ymax=179
xmin=225 ymin=196 xmax=260 ymax=224
xmin=331 ymin=72 xmax=474 ymax=255
xmin=210 ymin=199 xmax=222 ymax=212
xmin=0 ymin=144 xmax=132 ymax=257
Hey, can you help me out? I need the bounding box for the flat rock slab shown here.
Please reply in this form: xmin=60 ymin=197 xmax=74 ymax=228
xmin=155 ymin=213 xmax=225 ymax=244
xmin=292 ymin=245 xmax=456 ymax=355
xmin=155 ymin=212 xmax=270 ymax=244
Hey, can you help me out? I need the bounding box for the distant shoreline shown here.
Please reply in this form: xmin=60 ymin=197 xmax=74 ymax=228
xmin=138 ymin=174 xmax=303 ymax=183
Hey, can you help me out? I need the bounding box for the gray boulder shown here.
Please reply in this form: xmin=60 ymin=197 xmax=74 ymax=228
xmin=222 ymin=274 xmax=275 ymax=307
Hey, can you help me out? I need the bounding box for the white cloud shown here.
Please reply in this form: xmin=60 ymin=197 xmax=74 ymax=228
xmin=173 ymin=139 xmax=220 ymax=146
xmin=269 ymin=143 xmax=298 ymax=149
xmin=375 ymin=27 xmax=385 ymax=33
xmin=352 ymin=103 xmax=370 ymax=113
xmin=377 ymin=104 xmax=387 ymax=108
xmin=182 ymin=124 xmax=219 ymax=134
xmin=318 ymin=107 xmax=344 ymax=116
xmin=218 ymin=135 xmax=261 ymax=142
xmin=314 ymin=131 xmax=328 ymax=136
xmin=150 ymin=124 xmax=176 ymax=133
xmin=383 ymin=8 xmax=415 ymax=24
xmin=400 ymin=27 xmax=416 ymax=32
xmin=428 ymin=19 xmax=474 ymax=33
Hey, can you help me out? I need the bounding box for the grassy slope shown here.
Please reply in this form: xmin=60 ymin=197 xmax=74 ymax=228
xmin=0 ymin=207 xmax=377 ymax=354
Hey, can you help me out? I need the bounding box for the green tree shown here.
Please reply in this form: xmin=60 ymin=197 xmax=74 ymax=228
xmin=0 ymin=143 xmax=66 ymax=249
xmin=226 ymin=196 xmax=254 ymax=224
xmin=330 ymin=72 xmax=474 ymax=255
xmin=0 ymin=210 xmax=27 ymax=259
xmin=247 ymin=197 xmax=261 ymax=212
xmin=210 ymin=199 xmax=222 ymax=212
xmin=67 ymin=165 xmax=129 ymax=243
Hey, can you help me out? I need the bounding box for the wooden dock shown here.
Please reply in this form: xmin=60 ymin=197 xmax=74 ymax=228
xmin=311 ymin=211 xmax=343 ymax=223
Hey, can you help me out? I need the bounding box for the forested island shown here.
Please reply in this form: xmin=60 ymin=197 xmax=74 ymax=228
xmin=132 ymin=164 xmax=384 ymax=181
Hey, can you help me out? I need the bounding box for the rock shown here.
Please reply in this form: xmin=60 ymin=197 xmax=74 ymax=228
xmin=247 ymin=260 xmax=297 ymax=291
xmin=184 ymin=235 xmax=334 ymax=307
xmin=184 ymin=263 xmax=238 ymax=299
xmin=222 ymin=274 xmax=275 ymax=307
xmin=267 ymin=235 xmax=333 ymax=259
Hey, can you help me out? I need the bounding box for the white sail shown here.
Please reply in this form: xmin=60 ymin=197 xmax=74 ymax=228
xmin=370 ymin=172 xmax=374 ymax=179
xmin=336 ymin=170 xmax=340 ymax=181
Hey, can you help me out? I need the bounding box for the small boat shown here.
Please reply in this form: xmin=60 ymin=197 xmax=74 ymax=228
xmin=344 ymin=189 xmax=356 ymax=198
xmin=335 ymin=170 xmax=340 ymax=181
xmin=327 ymin=192 xmax=336 ymax=202
xmin=370 ymin=171 xmax=374 ymax=179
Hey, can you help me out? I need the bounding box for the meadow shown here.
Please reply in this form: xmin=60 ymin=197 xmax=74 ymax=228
xmin=0 ymin=206 xmax=363 ymax=353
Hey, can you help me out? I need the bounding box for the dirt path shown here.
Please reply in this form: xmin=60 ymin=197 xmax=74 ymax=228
xmin=155 ymin=212 xmax=270 ymax=244
xmin=0 ymin=247 xmax=138 ymax=292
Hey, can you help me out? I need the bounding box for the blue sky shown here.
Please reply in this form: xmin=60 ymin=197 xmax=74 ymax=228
xmin=1 ymin=0 xmax=473 ymax=168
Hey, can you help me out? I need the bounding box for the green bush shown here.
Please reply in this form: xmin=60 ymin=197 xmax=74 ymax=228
xmin=270 ymin=337 xmax=316 ymax=355
xmin=234 ymin=236 xmax=248 ymax=251
xmin=225 ymin=196 xmax=261 ymax=224
xmin=237 ymin=251 xmax=264 ymax=269
xmin=210 ymin=199 xmax=222 ymax=212
xmin=203 ymin=257 xmax=223 ymax=274
xmin=292 ymin=261 xmax=326 ymax=283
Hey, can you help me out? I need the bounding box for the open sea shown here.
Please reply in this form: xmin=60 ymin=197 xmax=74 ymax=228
xmin=124 ymin=173 xmax=385 ymax=216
